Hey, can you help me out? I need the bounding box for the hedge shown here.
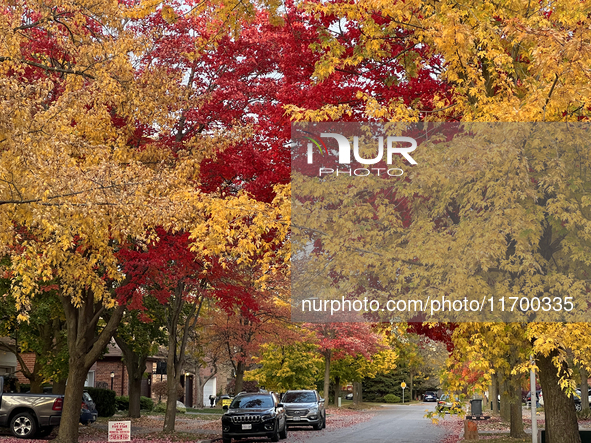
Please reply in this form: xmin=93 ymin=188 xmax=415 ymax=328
xmin=116 ymin=395 xmax=154 ymax=411
xmin=86 ymin=387 xmax=117 ymax=417
xmin=383 ymin=394 xmax=401 ymax=403
xmin=115 ymin=396 xmax=129 ymax=411
xmin=140 ymin=396 xmax=154 ymax=411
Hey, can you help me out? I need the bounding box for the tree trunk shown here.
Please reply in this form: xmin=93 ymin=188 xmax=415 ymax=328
xmin=323 ymin=351 xmax=331 ymax=404
xmin=581 ymin=366 xmax=589 ymax=411
xmin=334 ymin=376 xmax=341 ymax=405
xmin=509 ymin=374 xmax=525 ymax=438
xmin=54 ymin=289 xmax=125 ymax=443
xmin=128 ymin=377 xmax=143 ymax=418
xmin=491 ymin=374 xmax=499 ymax=414
xmin=235 ymin=360 xmax=245 ymax=394
xmin=114 ymin=335 xmax=148 ymax=418
xmin=29 ymin=374 xmax=43 ymax=394
xmin=499 ymin=372 xmax=510 ymax=422
xmin=52 ymin=379 xmax=66 ymax=395
xmin=163 ymin=339 xmax=180 ymax=433
xmin=58 ymin=359 xmax=88 ymax=443
xmin=163 ymin=282 xmax=203 ymax=433
xmin=195 ymin=372 xmax=204 ymax=408
xmin=353 ymin=381 xmax=362 ymax=405
xmin=537 ymin=351 xmax=581 ymax=443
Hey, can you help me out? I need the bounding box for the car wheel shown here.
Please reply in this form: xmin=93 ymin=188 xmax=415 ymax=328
xmin=313 ymin=420 xmax=322 ymax=430
xmin=322 ymin=413 xmax=326 ymax=429
xmin=222 ymin=435 xmax=232 ymax=443
xmin=576 ymin=403 xmax=582 ymax=412
xmin=10 ymin=412 xmax=37 ymax=439
xmin=279 ymin=420 xmax=288 ymax=439
xmin=270 ymin=421 xmax=280 ymax=442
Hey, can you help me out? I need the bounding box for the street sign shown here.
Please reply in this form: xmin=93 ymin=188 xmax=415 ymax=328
xmin=108 ymin=421 xmax=131 ymax=442
xmin=401 ymin=382 xmax=406 ymax=388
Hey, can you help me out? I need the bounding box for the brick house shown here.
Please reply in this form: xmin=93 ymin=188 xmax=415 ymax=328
xmin=15 ymin=342 xmax=157 ymax=398
xmin=11 ymin=340 xmax=233 ymax=407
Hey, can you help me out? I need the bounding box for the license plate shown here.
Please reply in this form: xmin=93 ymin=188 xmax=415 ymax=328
xmin=292 ymin=416 xmax=300 ymax=421
xmin=242 ymin=424 xmax=252 ymax=430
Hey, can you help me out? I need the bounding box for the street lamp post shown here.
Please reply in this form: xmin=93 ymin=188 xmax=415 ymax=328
xmin=110 ymin=371 xmax=115 ymax=391
xmin=530 ymin=356 xmax=538 ymax=443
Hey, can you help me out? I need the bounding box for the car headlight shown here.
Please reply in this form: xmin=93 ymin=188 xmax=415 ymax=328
xmin=308 ymin=406 xmax=318 ymax=414
xmin=261 ymin=414 xmax=274 ymax=420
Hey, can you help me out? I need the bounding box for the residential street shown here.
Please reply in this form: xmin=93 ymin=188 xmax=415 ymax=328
xmin=283 ymin=403 xmax=453 ymax=443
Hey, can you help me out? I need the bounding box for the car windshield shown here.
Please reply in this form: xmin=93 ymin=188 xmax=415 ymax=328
xmin=230 ymin=396 xmax=274 ymax=409
xmin=282 ymin=392 xmax=317 ymax=403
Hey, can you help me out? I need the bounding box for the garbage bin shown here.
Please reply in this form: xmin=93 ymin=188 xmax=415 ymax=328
xmin=470 ymin=399 xmax=483 ymax=416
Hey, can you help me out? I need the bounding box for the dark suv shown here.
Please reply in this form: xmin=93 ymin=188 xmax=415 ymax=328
xmin=281 ymin=390 xmax=325 ymax=430
xmin=221 ymin=392 xmax=287 ymax=443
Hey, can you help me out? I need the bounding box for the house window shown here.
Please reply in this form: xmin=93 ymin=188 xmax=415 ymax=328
xmin=84 ymin=371 xmax=95 ymax=387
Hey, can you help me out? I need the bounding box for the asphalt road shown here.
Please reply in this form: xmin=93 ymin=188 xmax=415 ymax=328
xmin=282 ymin=403 xmax=452 ymax=443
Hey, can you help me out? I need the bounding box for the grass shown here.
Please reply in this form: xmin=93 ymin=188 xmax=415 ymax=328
xmin=185 ymin=407 xmax=224 ymax=414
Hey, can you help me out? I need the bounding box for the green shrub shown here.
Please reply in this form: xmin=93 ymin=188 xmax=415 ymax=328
xmin=153 ymin=402 xmax=166 ymax=413
xmin=383 ymin=394 xmax=401 ymax=403
xmin=140 ymin=396 xmax=154 ymax=411
xmin=116 ymin=396 xmax=129 ymax=411
xmin=86 ymin=387 xmax=117 ymax=417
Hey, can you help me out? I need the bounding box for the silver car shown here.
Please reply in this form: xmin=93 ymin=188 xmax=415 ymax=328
xmin=281 ymin=390 xmax=326 ymax=430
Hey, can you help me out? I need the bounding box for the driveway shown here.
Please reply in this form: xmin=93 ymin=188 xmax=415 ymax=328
xmin=282 ymin=403 xmax=453 ymax=443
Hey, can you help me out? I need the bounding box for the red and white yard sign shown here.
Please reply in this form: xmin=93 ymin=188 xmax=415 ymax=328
xmin=108 ymin=421 xmax=131 ymax=441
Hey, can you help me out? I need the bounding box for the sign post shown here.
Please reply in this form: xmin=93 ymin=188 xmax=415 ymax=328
xmin=401 ymin=382 xmax=406 ymax=405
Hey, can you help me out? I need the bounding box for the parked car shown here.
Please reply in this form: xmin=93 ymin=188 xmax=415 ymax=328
xmin=0 ymin=377 xmax=63 ymax=438
xmin=424 ymin=391 xmax=438 ymax=402
xmin=80 ymin=391 xmax=98 ymax=425
xmin=345 ymin=392 xmax=353 ymax=400
xmin=221 ymin=391 xmax=287 ymax=443
xmin=574 ymin=388 xmax=591 ymax=411
xmin=281 ymin=390 xmax=326 ymax=430
xmin=436 ymin=394 xmax=462 ymax=413
xmin=37 ymin=386 xmax=97 ymax=426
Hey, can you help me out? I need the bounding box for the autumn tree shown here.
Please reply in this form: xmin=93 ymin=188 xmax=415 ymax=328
xmin=443 ymin=323 xmax=529 ymax=437
xmin=0 ymin=1 xmax=289 ymax=441
xmin=111 ymin=298 xmax=167 ymax=418
xmin=308 ymin=323 xmax=386 ymax=404
xmin=287 ymin=0 xmax=591 ymax=440
xmin=0 ymin=281 xmax=68 ymax=394
xmin=246 ymin=341 xmax=324 ymax=392
xmin=207 ymin=266 xmax=293 ymax=394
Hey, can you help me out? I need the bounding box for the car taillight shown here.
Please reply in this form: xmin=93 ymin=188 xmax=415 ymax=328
xmin=52 ymin=398 xmax=63 ymax=411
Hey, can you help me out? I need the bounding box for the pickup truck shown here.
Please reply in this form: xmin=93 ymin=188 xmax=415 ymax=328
xmin=0 ymin=377 xmax=63 ymax=438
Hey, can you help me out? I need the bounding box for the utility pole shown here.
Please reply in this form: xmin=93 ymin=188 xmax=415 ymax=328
xmin=530 ymin=356 xmax=538 ymax=443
